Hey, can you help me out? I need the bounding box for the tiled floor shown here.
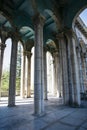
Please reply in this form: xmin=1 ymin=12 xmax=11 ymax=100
xmin=0 ymin=96 xmax=87 ymax=130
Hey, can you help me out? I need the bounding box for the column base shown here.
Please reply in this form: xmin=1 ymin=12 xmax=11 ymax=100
xmin=21 ymin=95 xmax=26 ymax=99
xmin=44 ymin=98 xmax=48 ymax=100
xmin=26 ymin=96 xmax=31 ymax=98
xmin=8 ymin=104 xmax=16 ymax=107
xmin=69 ymin=102 xmax=81 ymax=108
xmin=33 ymin=112 xmax=46 ymax=117
xmin=59 ymin=93 xmax=62 ymax=98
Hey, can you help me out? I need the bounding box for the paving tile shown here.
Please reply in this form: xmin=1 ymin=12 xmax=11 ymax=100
xmin=0 ymin=97 xmax=87 ymax=130
xmin=26 ymin=119 xmax=48 ymax=130
xmin=81 ymin=121 xmax=87 ymax=129
xmin=78 ymin=127 xmax=87 ymax=130
xmin=43 ymin=122 xmax=75 ymax=130
xmin=60 ymin=115 xmax=84 ymax=127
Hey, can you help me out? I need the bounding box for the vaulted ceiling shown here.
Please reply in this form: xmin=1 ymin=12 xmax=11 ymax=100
xmin=0 ymin=0 xmax=87 ymax=48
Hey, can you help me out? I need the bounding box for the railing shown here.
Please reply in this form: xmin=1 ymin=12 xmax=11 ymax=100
xmin=1 ymin=90 xmax=20 ymax=97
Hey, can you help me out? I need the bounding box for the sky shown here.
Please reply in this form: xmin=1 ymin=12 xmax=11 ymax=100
xmin=2 ymin=8 xmax=87 ymax=71
xmin=3 ymin=39 xmax=12 ymax=71
xmin=80 ymin=8 xmax=87 ymax=26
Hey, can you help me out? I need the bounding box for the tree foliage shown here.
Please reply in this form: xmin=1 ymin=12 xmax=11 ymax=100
xmin=1 ymin=70 xmax=9 ymax=91
xmin=1 ymin=43 xmax=22 ymax=92
xmin=1 ymin=70 xmax=21 ymax=91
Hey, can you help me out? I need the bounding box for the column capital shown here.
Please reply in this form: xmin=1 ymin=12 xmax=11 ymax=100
xmin=1 ymin=30 xmax=8 ymax=43
xmin=52 ymin=50 xmax=59 ymax=57
xmin=23 ymin=51 xmax=32 ymax=58
xmin=84 ymin=53 xmax=87 ymax=58
xmin=0 ymin=42 xmax=6 ymax=50
xmin=56 ymin=32 xmax=64 ymax=40
xmin=11 ymin=36 xmax=18 ymax=43
xmin=64 ymin=28 xmax=76 ymax=38
xmin=76 ymin=46 xmax=81 ymax=53
xmin=43 ymin=46 xmax=48 ymax=52
xmin=33 ymin=14 xmax=45 ymax=26
xmin=81 ymin=52 xmax=86 ymax=58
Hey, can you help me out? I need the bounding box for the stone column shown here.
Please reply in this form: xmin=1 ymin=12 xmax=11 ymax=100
xmin=65 ymin=35 xmax=74 ymax=105
xmin=26 ymin=51 xmax=32 ymax=98
xmin=52 ymin=51 xmax=59 ymax=97
xmin=58 ymin=42 xmax=63 ymax=98
xmin=43 ymin=48 xmax=48 ymax=100
xmin=86 ymin=53 xmax=87 ymax=90
xmin=76 ymin=47 xmax=84 ymax=93
xmin=57 ymin=51 xmax=61 ymax=98
xmin=8 ymin=38 xmax=18 ymax=107
xmin=33 ymin=14 xmax=45 ymax=116
xmin=57 ymin=33 xmax=69 ymax=104
xmin=0 ymin=42 xmax=6 ymax=97
xmin=81 ymin=53 xmax=87 ymax=91
xmin=66 ymin=30 xmax=80 ymax=106
xmin=52 ymin=52 xmax=57 ymax=96
xmin=20 ymin=50 xmax=26 ymax=98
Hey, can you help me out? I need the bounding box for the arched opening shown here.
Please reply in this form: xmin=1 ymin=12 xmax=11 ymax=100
xmin=47 ymin=51 xmax=54 ymax=95
xmin=45 ymin=39 xmax=63 ymax=102
xmin=1 ymin=38 xmax=12 ymax=98
xmin=31 ymin=46 xmax=34 ymax=97
xmin=1 ymin=39 xmax=24 ymax=104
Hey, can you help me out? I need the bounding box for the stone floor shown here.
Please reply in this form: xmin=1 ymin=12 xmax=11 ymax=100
xmin=0 ymin=96 xmax=87 ymax=130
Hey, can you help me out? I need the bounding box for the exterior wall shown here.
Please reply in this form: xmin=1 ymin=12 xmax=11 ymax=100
xmin=75 ymin=27 xmax=87 ymax=44
xmin=75 ymin=17 xmax=87 ymax=92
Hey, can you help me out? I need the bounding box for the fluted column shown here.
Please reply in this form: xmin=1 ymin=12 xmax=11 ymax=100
xmin=57 ymin=33 xmax=69 ymax=104
xmin=20 ymin=50 xmax=26 ymax=98
xmin=26 ymin=51 xmax=32 ymax=98
xmin=58 ymin=41 xmax=63 ymax=98
xmin=0 ymin=42 xmax=6 ymax=98
xmin=57 ymin=51 xmax=61 ymax=98
xmin=85 ymin=53 xmax=87 ymax=90
xmin=76 ymin=47 xmax=84 ymax=93
xmin=33 ymin=14 xmax=45 ymax=116
xmin=8 ymin=38 xmax=18 ymax=107
xmin=66 ymin=30 xmax=80 ymax=106
xmin=43 ymin=48 xmax=48 ymax=100
xmin=52 ymin=51 xmax=59 ymax=97
xmin=81 ymin=53 xmax=87 ymax=91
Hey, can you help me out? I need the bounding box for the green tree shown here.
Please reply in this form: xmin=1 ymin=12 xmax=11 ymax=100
xmin=1 ymin=70 xmax=9 ymax=91
xmin=1 ymin=43 xmax=22 ymax=93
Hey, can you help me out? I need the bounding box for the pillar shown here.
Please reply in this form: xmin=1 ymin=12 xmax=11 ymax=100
xmin=66 ymin=35 xmax=74 ymax=105
xmin=8 ymin=38 xmax=18 ymax=106
xmin=66 ymin=30 xmax=80 ymax=106
xmin=81 ymin=53 xmax=87 ymax=91
xmin=20 ymin=50 xmax=26 ymax=98
xmin=52 ymin=51 xmax=59 ymax=97
xmin=57 ymin=51 xmax=61 ymax=98
xmin=57 ymin=33 xmax=69 ymax=104
xmin=58 ymin=38 xmax=63 ymax=98
xmin=43 ymin=48 xmax=48 ymax=100
xmin=26 ymin=51 xmax=32 ymax=98
xmin=0 ymin=42 xmax=6 ymax=98
xmin=76 ymin=47 xmax=84 ymax=93
xmin=33 ymin=14 xmax=45 ymax=116
xmin=85 ymin=53 xmax=87 ymax=90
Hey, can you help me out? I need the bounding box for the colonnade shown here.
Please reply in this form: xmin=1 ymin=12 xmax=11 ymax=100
xmin=0 ymin=14 xmax=87 ymax=116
